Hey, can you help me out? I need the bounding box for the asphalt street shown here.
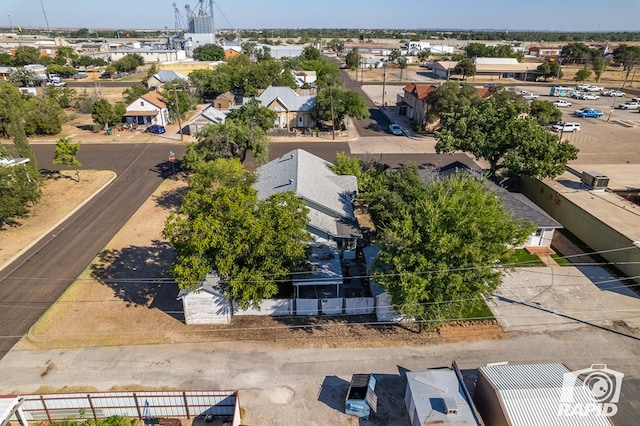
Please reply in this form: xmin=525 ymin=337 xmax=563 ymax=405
xmin=0 ymin=143 xmax=186 ymax=360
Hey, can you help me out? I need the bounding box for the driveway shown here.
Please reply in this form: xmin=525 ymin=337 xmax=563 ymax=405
xmin=490 ymin=232 xmax=640 ymax=332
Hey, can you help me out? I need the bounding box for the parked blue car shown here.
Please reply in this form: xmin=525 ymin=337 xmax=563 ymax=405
xmin=573 ymin=108 xmax=604 ymax=118
xmin=146 ymin=124 xmax=166 ymax=134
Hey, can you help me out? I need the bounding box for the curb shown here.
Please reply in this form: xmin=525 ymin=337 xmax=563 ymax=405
xmin=0 ymin=171 xmax=118 ymax=274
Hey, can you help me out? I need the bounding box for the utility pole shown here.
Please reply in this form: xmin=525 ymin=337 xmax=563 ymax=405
xmin=173 ymin=85 xmax=184 ymax=141
xmin=382 ymin=64 xmax=387 ymax=107
xmin=7 ymin=14 xmax=13 ymax=32
xmin=330 ymin=87 xmax=336 ymax=140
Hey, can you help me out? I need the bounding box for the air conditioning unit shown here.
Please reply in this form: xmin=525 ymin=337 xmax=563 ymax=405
xmin=581 ymin=171 xmax=609 ymax=191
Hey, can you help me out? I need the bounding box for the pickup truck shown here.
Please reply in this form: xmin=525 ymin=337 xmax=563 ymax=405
xmin=618 ymin=101 xmax=640 ymax=110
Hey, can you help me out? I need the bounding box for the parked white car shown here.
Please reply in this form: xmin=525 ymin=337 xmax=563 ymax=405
xmin=580 ymin=93 xmax=600 ymax=100
xmin=551 ymin=122 xmax=581 ymax=133
xmin=553 ymin=99 xmax=572 ymax=107
xmin=520 ymin=91 xmax=538 ymax=100
xmin=585 ymin=85 xmax=603 ymax=92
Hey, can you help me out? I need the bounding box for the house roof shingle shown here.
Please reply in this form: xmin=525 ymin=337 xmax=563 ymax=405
xmin=139 ymin=91 xmax=167 ymax=109
xmin=253 ymin=149 xmax=360 ymax=239
xmin=403 ymin=83 xmax=437 ymax=100
xmin=256 ymin=86 xmax=315 ymax=112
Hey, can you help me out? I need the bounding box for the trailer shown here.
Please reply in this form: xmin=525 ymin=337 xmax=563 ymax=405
xmin=550 ymin=85 xmax=574 ymax=97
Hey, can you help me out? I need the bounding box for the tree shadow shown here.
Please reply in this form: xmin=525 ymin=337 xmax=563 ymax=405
xmin=89 ymin=240 xmax=183 ymax=320
xmin=75 ymin=124 xmax=97 ymax=131
xmin=153 ymin=184 xmax=188 ymax=211
xmin=150 ymin=160 xmax=182 ymax=179
xmin=41 ymin=169 xmax=75 ymax=181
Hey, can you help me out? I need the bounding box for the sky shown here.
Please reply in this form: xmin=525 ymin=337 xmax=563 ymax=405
xmin=2 ymin=0 xmax=639 ymax=33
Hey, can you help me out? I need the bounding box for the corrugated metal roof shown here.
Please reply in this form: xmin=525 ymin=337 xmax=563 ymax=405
xmin=479 ymin=363 xmax=612 ymax=426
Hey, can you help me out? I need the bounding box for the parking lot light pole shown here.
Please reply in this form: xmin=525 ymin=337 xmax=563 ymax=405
xmin=607 ymin=94 xmax=618 ymax=122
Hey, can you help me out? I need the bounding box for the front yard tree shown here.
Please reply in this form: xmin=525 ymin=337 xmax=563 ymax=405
xmin=91 ymin=99 xmax=115 ymax=130
xmin=313 ymin=87 xmax=369 ymax=130
xmin=163 ymin=159 xmax=310 ymax=309
xmin=373 ymin=171 xmax=533 ymax=323
xmin=183 ymin=119 xmax=269 ymax=167
xmin=424 ymin=81 xmax=479 ymax=122
xmin=53 ymin=137 xmax=82 ymax=182
xmin=226 ymin=98 xmax=277 ymax=131
xmin=436 ymin=97 xmax=578 ymax=179
xmin=397 ymin=56 xmax=408 ymax=80
xmin=417 ymin=49 xmax=431 ymax=65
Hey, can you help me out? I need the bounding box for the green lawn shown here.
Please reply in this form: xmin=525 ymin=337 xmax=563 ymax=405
xmin=503 ymin=249 xmax=545 ymax=267
xmin=458 ymin=297 xmax=494 ymax=320
xmin=550 ymin=253 xmax=573 ymax=266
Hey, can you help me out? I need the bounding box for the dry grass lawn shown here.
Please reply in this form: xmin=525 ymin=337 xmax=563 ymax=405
xmin=10 ymin=171 xmax=502 ymax=351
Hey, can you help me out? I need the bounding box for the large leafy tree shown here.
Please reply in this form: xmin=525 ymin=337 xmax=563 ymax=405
xmin=0 ymin=89 xmax=42 ymax=225
xmin=163 ymin=159 xmax=310 ymax=309
xmin=536 ymin=61 xmax=563 ymax=81
xmin=574 ymin=67 xmax=593 ymax=82
xmin=24 ymin=97 xmax=66 ymax=135
xmin=192 ymin=43 xmax=225 ymax=62
xmin=183 ymin=119 xmax=269 ymax=166
xmin=300 ymin=46 xmax=321 ymax=61
xmin=345 ymin=48 xmax=360 ymax=70
xmin=529 ymin=99 xmax=562 ymax=125
xmin=9 ymin=68 xmax=40 ymax=87
xmin=91 ymin=99 xmax=117 ymax=130
xmin=424 ymin=81 xmax=479 ymax=122
xmin=435 ymin=97 xmax=578 ymax=179
xmin=561 ymin=42 xmax=592 ymax=64
xmin=372 ymin=170 xmax=533 ymax=322
xmin=53 ymin=137 xmax=82 ymax=182
xmin=454 ymin=57 xmax=476 ymax=80
xmin=613 ymin=44 xmax=640 ymax=86
xmin=123 ymin=84 xmax=149 ymax=104
xmin=313 ymin=87 xmax=369 ymax=129
xmin=13 ymin=46 xmax=41 ymax=66
xmin=227 ymin=98 xmax=277 ymax=131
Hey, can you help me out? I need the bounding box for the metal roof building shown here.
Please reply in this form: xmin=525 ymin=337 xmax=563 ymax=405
xmin=404 ymin=362 xmax=484 ymax=425
xmin=474 ymin=363 xmax=612 ymax=426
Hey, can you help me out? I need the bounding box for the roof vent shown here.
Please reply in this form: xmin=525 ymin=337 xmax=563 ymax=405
xmin=442 ymin=397 xmax=459 ymax=415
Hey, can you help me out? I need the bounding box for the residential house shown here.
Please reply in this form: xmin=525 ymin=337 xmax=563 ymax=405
xmin=124 ymin=90 xmax=169 ymax=126
xmin=212 ymin=91 xmax=238 ymax=110
xmin=417 ymin=162 xmax=563 ymax=248
xmin=399 ymin=83 xmax=437 ymax=124
xmin=224 ymin=46 xmax=242 ymax=59
xmin=398 ymin=83 xmax=491 ymax=126
xmin=292 ymin=70 xmax=317 ymax=88
xmin=146 ymin=70 xmax=189 ymax=90
xmin=255 ymin=86 xmax=315 ymax=130
xmin=253 ymin=149 xmax=361 ymax=245
xmin=184 ymin=104 xmax=226 ymax=135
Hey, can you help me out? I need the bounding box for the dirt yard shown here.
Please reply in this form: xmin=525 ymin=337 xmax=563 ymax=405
xmin=7 ymin=170 xmax=502 ymax=352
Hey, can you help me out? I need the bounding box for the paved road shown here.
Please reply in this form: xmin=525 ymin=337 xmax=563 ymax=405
xmin=0 ymin=143 xmax=185 ymax=360
xmin=341 ymin=69 xmax=394 ymax=138
xmin=0 ymin=329 xmax=637 ymax=425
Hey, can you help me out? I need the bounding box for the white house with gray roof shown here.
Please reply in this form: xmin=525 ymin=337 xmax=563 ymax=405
xmin=255 ymin=86 xmax=315 ymax=130
xmin=253 ymin=149 xmax=361 ymax=244
xmin=147 ymin=70 xmax=189 ymax=90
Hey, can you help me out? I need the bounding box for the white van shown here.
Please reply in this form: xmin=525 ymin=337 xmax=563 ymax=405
xmin=551 ymin=122 xmax=581 ymax=133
